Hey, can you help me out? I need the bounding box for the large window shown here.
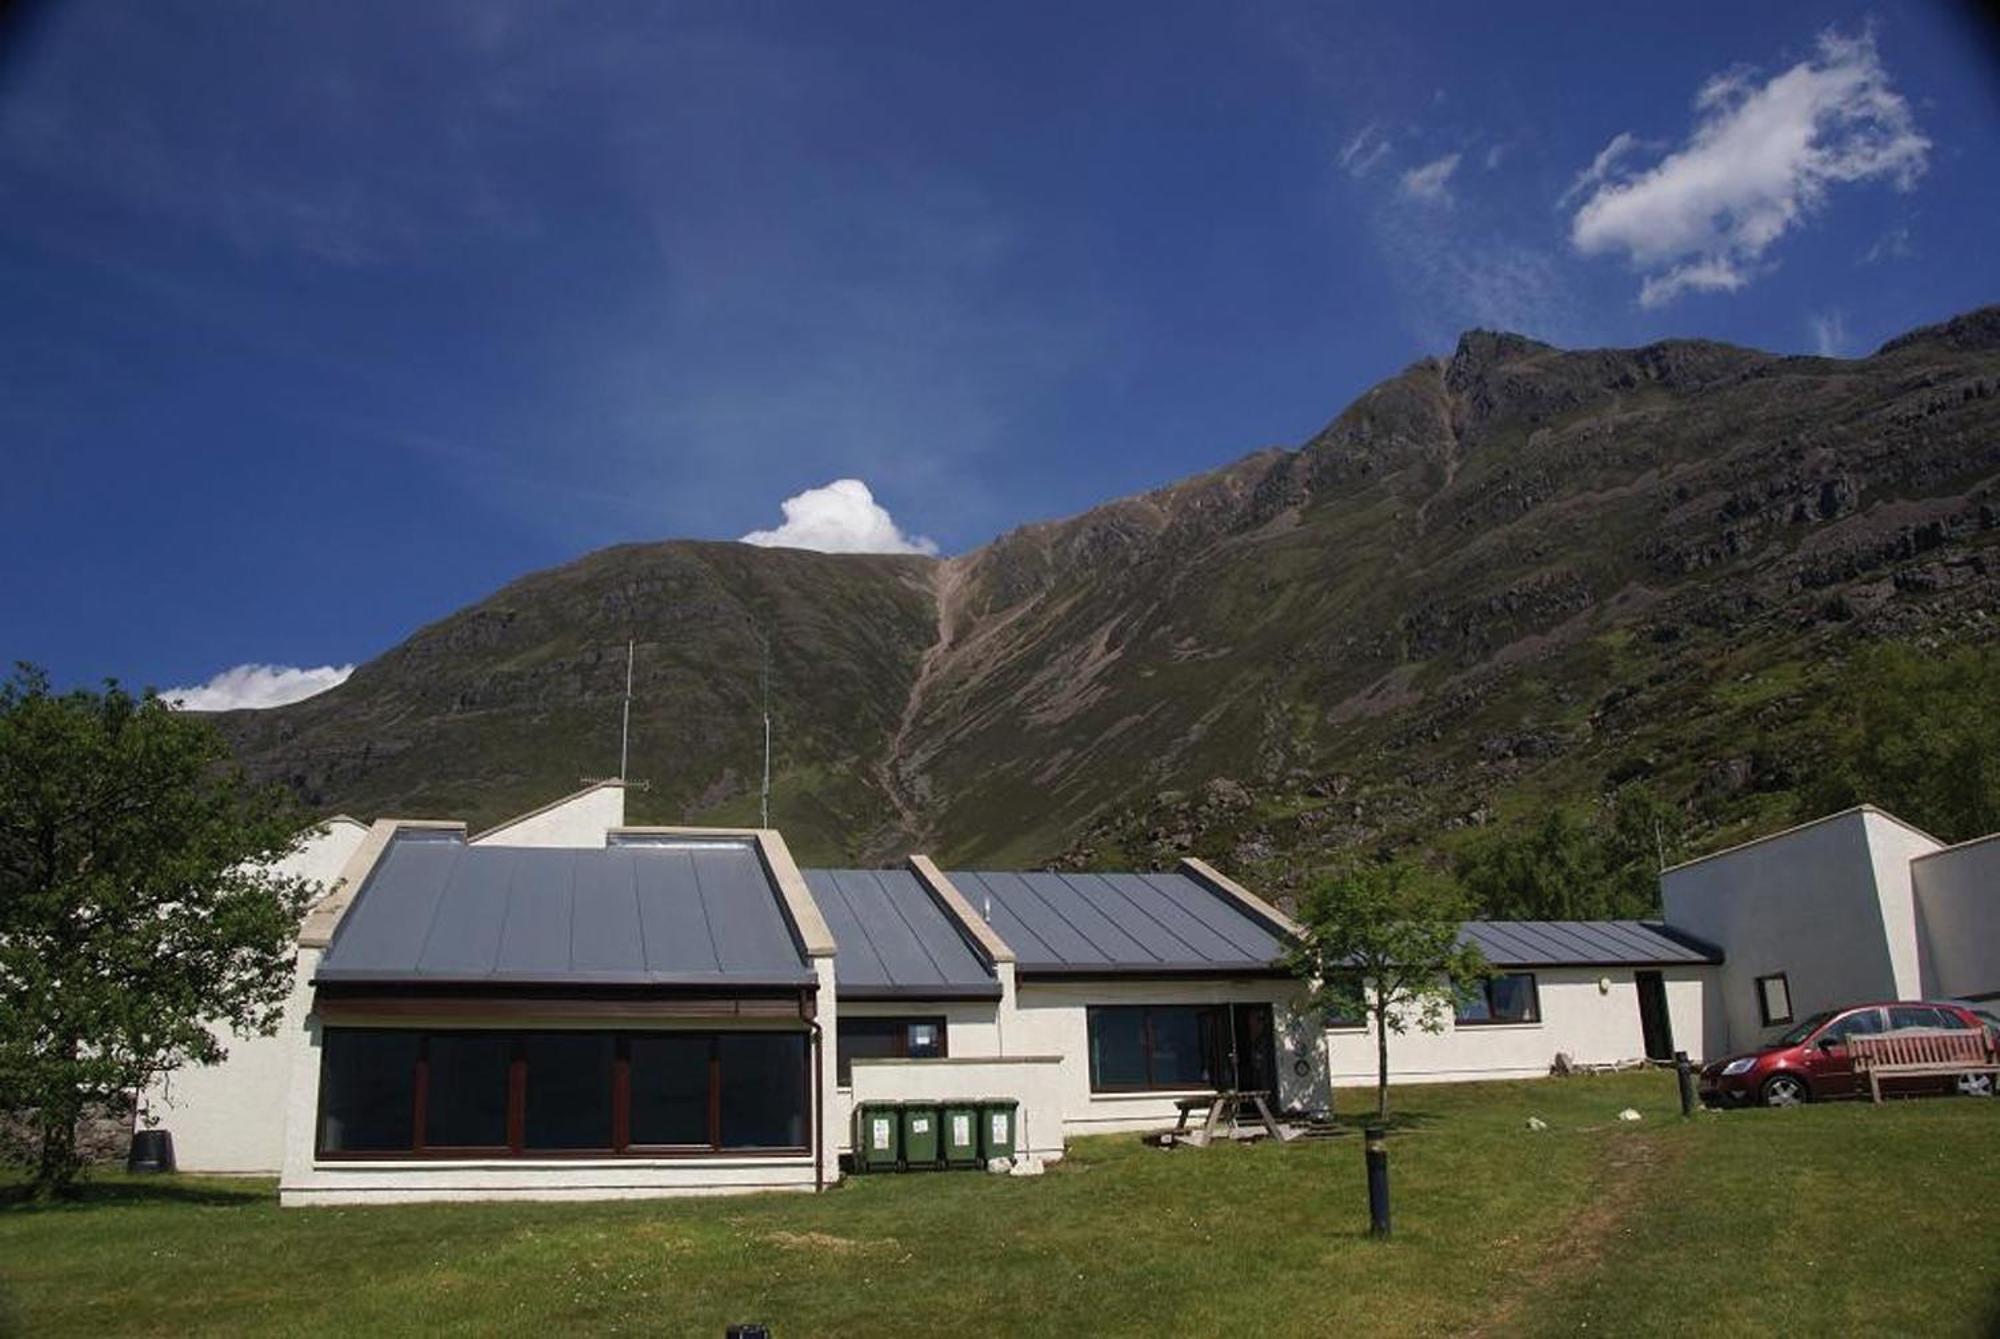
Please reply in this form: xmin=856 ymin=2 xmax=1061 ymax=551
xmin=835 ymin=1017 xmax=946 ymax=1086
xmin=1456 ymin=973 xmax=1541 ymax=1026
xmin=1755 ymin=972 xmax=1793 ymax=1027
xmin=316 ymin=1028 xmax=810 ymax=1159
xmin=1086 ymin=1005 xmax=1226 ymax=1092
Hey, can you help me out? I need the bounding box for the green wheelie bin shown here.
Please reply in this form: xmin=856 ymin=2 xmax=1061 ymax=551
xmin=940 ymin=1101 xmax=981 ymax=1168
xmin=978 ymin=1098 xmax=1019 ymax=1163
xmin=899 ymin=1102 xmax=942 ymax=1171
xmin=854 ymin=1102 xmax=901 ymax=1173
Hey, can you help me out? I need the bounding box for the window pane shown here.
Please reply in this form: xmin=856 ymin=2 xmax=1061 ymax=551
xmin=718 ymin=1033 xmax=807 ymax=1148
xmin=523 ymin=1033 xmax=614 ymax=1150
xmin=1089 ymin=1008 xmax=1148 ymax=1088
xmin=629 ymin=1034 xmax=711 ymax=1146
xmin=1888 ymin=1006 xmax=1943 ymax=1031
xmin=1758 ymin=975 xmax=1791 ymax=1024
xmin=835 ymin=1019 xmax=906 ymax=1087
xmin=1456 ymin=983 xmax=1494 ymax=1023
xmin=1148 ymin=1007 xmax=1218 ymax=1088
xmin=1489 ymin=974 xmax=1539 ymax=1023
xmin=425 ymin=1033 xmax=512 ymax=1148
xmin=319 ymin=1030 xmax=418 ymax=1152
xmin=1825 ymin=1009 xmax=1885 ymax=1043
xmin=906 ymin=1021 xmax=944 ymax=1059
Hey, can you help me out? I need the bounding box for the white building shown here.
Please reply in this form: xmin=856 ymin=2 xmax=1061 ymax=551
xmin=140 ymin=790 xmax=1997 ymax=1203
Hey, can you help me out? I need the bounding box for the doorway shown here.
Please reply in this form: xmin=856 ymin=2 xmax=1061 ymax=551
xmin=1229 ymin=1003 xmax=1279 ymax=1097
xmin=1635 ymin=971 xmax=1674 ymax=1061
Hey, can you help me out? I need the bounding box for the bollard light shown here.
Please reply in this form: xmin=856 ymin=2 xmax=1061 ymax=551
xmin=1363 ymin=1123 xmax=1391 ymax=1238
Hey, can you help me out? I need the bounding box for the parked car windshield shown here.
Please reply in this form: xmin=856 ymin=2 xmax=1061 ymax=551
xmin=1774 ymin=1012 xmax=1832 ymax=1046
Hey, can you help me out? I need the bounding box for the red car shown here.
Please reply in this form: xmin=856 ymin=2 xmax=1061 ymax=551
xmin=1699 ymin=1000 xmax=1996 ymax=1107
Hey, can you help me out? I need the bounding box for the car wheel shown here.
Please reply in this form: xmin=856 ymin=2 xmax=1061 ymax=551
xmin=1956 ymin=1073 xmax=1995 ymax=1098
xmin=1760 ymin=1074 xmax=1809 ymax=1107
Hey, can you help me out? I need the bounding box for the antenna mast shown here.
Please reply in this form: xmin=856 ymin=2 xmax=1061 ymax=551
xmin=759 ymin=630 xmax=772 ymax=828
xmin=620 ymin=639 xmax=634 ymax=782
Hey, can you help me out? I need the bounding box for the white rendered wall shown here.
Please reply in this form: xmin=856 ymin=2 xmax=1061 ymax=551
xmin=1010 ymin=978 xmax=1331 ymax=1135
xmin=138 ymin=819 xmax=369 ymax=1173
xmin=469 ymin=784 xmax=625 ymax=848
xmin=1660 ymin=808 xmax=1934 ymax=1052
xmin=1913 ymin=833 xmax=2000 ymax=1000
xmin=1323 ymin=966 xmax=1715 ymax=1087
xmin=1861 ymin=810 xmax=1943 ymax=999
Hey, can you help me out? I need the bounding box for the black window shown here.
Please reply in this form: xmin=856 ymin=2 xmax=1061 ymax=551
xmin=1820 ymin=1009 xmax=1886 ymax=1046
xmin=1086 ymin=1005 xmax=1226 ymax=1092
xmin=1456 ymin=973 xmax=1541 ymax=1025
xmin=1887 ymin=1005 xmax=1962 ymax=1031
xmin=318 ymin=1030 xmax=418 ymax=1153
xmin=628 ymin=1034 xmax=712 ymax=1147
xmin=1756 ymin=973 xmax=1793 ymax=1027
xmin=835 ymin=1017 xmax=947 ymax=1085
xmin=424 ymin=1033 xmax=512 ymax=1149
xmin=315 ymin=1027 xmax=810 ymax=1158
xmin=718 ymin=1033 xmax=809 ymax=1149
xmin=523 ymin=1033 xmax=615 ymax=1151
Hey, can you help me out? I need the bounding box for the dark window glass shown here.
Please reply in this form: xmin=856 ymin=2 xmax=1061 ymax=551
xmin=1457 ymin=974 xmax=1540 ymax=1025
xmin=718 ymin=1033 xmax=807 ymax=1148
xmin=1087 ymin=1006 xmax=1226 ymax=1090
xmin=425 ymin=1033 xmax=512 ymax=1148
xmin=523 ymin=1033 xmax=614 ymax=1150
xmin=1821 ymin=1009 xmax=1886 ymax=1045
xmin=1323 ymin=972 xmax=1367 ymax=1028
xmin=835 ymin=1017 xmax=947 ymax=1085
xmin=629 ymin=1034 xmax=712 ymax=1147
xmin=1088 ymin=1007 xmax=1149 ymax=1088
xmin=319 ymin=1030 xmax=418 ymax=1152
xmin=1887 ymin=1006 xmax=1948 ymax=1031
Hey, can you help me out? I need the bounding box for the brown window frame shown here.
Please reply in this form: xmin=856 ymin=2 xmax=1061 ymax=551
xmin=1085 ymin=1004 xmax=1228 ymax=1093
xmin=1755 ymin=972 xmax=1793 ymax=1027
xmin=834 ymin=1016 xmax=948 ymax=1086
xmin=314 ymin=1027 xmax=812 ymax=1161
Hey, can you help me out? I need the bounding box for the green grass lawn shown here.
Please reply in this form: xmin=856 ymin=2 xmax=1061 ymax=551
xmin=3 ymin=1073 xmax=1995 ymax=1337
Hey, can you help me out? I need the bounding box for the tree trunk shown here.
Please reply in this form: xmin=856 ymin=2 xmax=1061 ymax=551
xmin=35 ymin=1107 xmax=82 ymax=1199
xmin=1374 ymin=995 xmax=1391 ymax=1121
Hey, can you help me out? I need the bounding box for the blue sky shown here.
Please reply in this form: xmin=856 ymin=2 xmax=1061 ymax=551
xmin=3 ymin=3 xmax=1996 ymax=706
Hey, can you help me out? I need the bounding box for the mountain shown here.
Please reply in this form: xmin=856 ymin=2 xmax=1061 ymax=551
xmin=217 ymin=308 xmax=2000 ymax=883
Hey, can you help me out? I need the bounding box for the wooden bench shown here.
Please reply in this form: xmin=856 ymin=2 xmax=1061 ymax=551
xmin=1849 ymin=1030 xmax=1999 ymax=1104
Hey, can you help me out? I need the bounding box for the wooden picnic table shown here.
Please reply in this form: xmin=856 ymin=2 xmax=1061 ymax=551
xmin=1170 ymin=1090 xmax=1293 ymax=1146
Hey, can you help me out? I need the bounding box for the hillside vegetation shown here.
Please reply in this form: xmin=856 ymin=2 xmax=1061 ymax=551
xmin=219 ymin=308 xmax=2000 ymax=889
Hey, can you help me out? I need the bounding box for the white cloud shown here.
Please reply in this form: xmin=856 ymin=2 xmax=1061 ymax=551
xmin=1809 ymin=309 xmax=1848 ymax=356
xmin=1338 ymin=124 xmax=1391 ymax=178
xmin=1483 ymin=142 xmax=1508 ymax=171
xmin=1399 ymin=152 xmax=1461 ymax=205
xmin=1569 ymin=29 xmax=1928 ymax=308
xmin=1557 ymin=131 xmax=1648 ymax=209
xmin=739 ymin=478 xmax=938 ymax=556
xmin=164 ymin=663 xmax=354 ymax=711
xmin=1863 ymin=225 xmax=1912 ymax=263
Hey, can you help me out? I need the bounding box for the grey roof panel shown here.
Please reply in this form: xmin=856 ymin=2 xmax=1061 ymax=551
xmin=318 ymin=835 xmax=813 ymax=986
xmin=1459 ymin=920 xmax=1720 ymax=966
xmin=806 ymin=868 xmax=998 ymax=999
xmin=947 ymin=868 xmax=1289 ymax=975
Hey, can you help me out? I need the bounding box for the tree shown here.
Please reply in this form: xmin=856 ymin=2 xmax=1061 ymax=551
xmin=1455 ymin=785 xmax=1684 ymax=921
xmin=1799 ymin=642 xmax=2000 ymax=842
xmin=0 ymin=666 xmax=315 ymax=1196
xmin=1287 ymin=860 xmax=1488 ymax=1120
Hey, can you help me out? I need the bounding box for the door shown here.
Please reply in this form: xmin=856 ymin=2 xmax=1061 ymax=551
xmin=1635 ymin=971 xmax=1674 ymax=1061
xmin=1230 ymin=1004 xmax=1278 ymax=1099
xmin=1800 ymin=1007 xmax=1885 ymax=1099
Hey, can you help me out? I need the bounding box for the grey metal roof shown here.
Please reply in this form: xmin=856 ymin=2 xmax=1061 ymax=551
xmin=316 ymin=833 xmax=815 ymax=987
xmin=803 ymin=869 xmax=999 ymax=999
xmin=945 ymin=870 xmax=1289 ymax=976
xmin=1460 ymin=920 xmax=1722 ymax=967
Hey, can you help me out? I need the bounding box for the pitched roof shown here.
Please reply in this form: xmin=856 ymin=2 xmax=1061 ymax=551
xmin=804 ymin=868 xmax=999 ymax=999
xmin=945 ymin=869 xmax=1289 ymax=976
xmin=1460 ymin=920 xmax=1721 ymax=967
xmin=315 ymin=832 xmax=815 ymax=987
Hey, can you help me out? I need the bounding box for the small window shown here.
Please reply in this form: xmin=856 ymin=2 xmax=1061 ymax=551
xmin=835 ymin=1017 xmax=947 ymax=1085
xmin=1755 ymin=973 xmax=1793 ymax=1027
xmin=1322 ymin=972 xmax=1367 ymax=1029
xmin=1456 ymin=973 xmax=1541 ymax=1026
